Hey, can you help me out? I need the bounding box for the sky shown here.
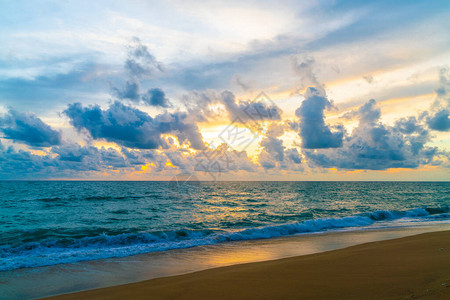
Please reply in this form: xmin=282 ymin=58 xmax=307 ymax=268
xmin=0 ymin=0 xmax=449 ymax=180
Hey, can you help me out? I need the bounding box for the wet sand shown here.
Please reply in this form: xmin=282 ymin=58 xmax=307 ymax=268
xmin=45 ymin=230 xmax=450 ymax=299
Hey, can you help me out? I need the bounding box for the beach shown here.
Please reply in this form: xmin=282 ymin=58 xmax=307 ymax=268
xmin=45 ymin=230 xmax=450 ymax=300
xmin=1 ymin=182 xmax=449 ymax=299
xmin=2 ymin=0 xmax=450 ymax=299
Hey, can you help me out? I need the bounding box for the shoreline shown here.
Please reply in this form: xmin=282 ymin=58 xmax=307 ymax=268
xmin=43 ymin=229 xmax=450 ymax=300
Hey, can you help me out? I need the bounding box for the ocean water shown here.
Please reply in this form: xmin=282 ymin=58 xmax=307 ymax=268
xmin=0 ymin=181 xmax=449 ymax=272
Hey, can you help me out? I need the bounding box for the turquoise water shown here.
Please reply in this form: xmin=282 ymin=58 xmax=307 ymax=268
xmin=1 ymin=181 xmax=449 ymax=271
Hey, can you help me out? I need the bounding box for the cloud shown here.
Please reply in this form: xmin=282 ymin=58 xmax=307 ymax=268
xmin=258 ymin=123 xmax=302 ymax=170
xmin=435 ymin=67 xmax=449 ymax=98
xmin=221 ymin=91 xmax=282 ymax=123
xmin=395 ymin=116 xmax=425 ymax=135
xmin=181 ymin=90 xmax=224 ymax=122
xmin=52 ymin=143 xmax=93 ymax=162
xmin=285 ymin=148 xmax=302 ymax=164
xmin=154 ymin=111 xmax=204 ymax=150
xmin=63 ymin=101 xmax=204 ymax=150
xmin=291 ymin=55 xmax=320 ymax=90
xmin=427 ymin=109 xmax=449 ymax=131
xmin=233 ymin=74 xmax=251 ymax=91
xmin=0 ymin=109 xmax=62 ymax=147
xmin=113 ymin=80 xmax=141 ymax=102
xmin=120 ymin=147 xmax=154 ymax=166
xmin=295 ymin=87 xmax=344 ymax=149
xmin=0 ymin=142 xmax=54 ymax=177
xmin=260 ymin=137 xmax=285 ymax=162
xmin=357 ymin=99 xmax=381 ymax=124
xmin=258 ymin=140 xmax=302 ymax=170
xmin=112 ymin=39 xmax=171 ymax=108
xmin=181 ymin=90 xmax=282 ymax=124
xmin=142 ymin=88 xmax=172 ymax=107
xmin=113 ymin=81 xmax=171 ymax=107
xmin=193 ymin=143 xmax=257 ymax=179
xmin=427 ymin=67 xmax=450 ymax=131
xmin=304 ymin=99 xmax=439 ymax=170
xmin=53 ymin=143 xmax=133 ymax=170
xmin=125 ymin=37 xmax=163 ymax=78
xmin=0 ymin=140 xmax=151 ymax=179
xmin=0 ymin=60 xmax=110 ymax=112
xmin=0 ymin=138 xmax=187 ymax=179
xmin=363 ymin=75 xmax=374 ymax=83
xmin=100 ymin=147 xmax=129 ymax=168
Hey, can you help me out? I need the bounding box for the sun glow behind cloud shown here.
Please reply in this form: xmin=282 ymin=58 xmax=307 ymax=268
xmin=0 ymin=0 xmax=449 ymax=180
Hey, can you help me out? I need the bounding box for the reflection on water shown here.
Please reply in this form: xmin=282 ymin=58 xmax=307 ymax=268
xmin=1 ymin=181 xmax=449 ymax=272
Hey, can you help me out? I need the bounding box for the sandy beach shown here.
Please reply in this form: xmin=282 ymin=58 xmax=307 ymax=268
xmin=2 ymin=0 xmax=450 ymax=299
xmin=45 ymin=230 xmax=450 ymax=300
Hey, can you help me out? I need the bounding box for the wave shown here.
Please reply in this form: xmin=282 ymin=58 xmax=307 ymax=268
xmin=0 ymin=207 xmax=448 ymax=271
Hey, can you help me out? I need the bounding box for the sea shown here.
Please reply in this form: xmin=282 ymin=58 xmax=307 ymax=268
xmin=1 ymin=181 xmax=449 ymax=274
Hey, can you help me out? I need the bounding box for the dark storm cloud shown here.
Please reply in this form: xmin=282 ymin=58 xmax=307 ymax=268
xmin=142 ymin=88 xmax=172 ymax=107
xmin=63 ymin=101 xmax=204 ymax=150
xmin=0 ymin=109 xmax=62 ymax=147
xmin=295 ymin=87 xmax=344 ymax=149
xmin=304 ymin=99 xmax=438 ymax=170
